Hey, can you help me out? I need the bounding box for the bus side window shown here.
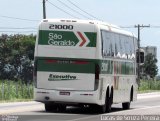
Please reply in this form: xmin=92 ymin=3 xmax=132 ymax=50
xmin=101 ymin=30 xmax=107 ymax=57
xmin=115 ymin=33 xmax=121 ymax=58
xmin=130 ymin=37 xmax=135 ymax=59
xmin=110 ymin=33 xmax=115 ymax=57
xmin=125 ymin=36 xmax=131 ymax=59
xmin=120 ymin=35 xmax=127 ymax=59
xmin=101 ymin=30 xmax=111 ymax=58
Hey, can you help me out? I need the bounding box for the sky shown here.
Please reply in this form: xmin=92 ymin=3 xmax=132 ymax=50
xmin=0 ymin=0 xmax=160 ymax=74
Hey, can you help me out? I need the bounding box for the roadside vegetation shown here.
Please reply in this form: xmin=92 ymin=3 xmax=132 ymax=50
xmin=0 ymin=80 xmax=33 ymax=102
xmin=0 ymin=34 xmax=159 ymax=102
xmin=0 ymin=34 xmax=35 ymax=102
xmin=138 ymin=53 xmax=159 ymax=93
xmin=139 ymin=79 xmax=160 ymax=93
xmin=0 ymin=79 xmax=160 ymax=102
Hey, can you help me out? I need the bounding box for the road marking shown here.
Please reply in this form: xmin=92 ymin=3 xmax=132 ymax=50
xmin=68 ymin=105 xmax=160 ymax=121
xmin=68 ymin=115 xmax=99 ymax=121
xmin=114 ymin=105 xmax=160 ymax=114
xmin=138 ymin=92 xmax=160 ymax=99
xmin=0 ymin=101 xmax=40 ymax=107
xmin=0 ymin=92 xmax=160 ymax=117
xmin=1 ymin=105 xmax=160 ymax=121
xmin=0 ymin=105 xmax=44 ymax=115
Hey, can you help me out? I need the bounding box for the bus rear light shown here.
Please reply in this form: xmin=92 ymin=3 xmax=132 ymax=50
xmin=80 ymin=94 xmax=93 ymax=96
xmin=45 ymin=59 xmax=88 ymax=65
xmin=95 ymin=64 xmax=100 ymax=80
xmin=33 ymin=74 xmax=37 ymax=88
xmin=95 ymin=64 xmax=100 ymax=90
xmin=33 ymin=59 xmax=37 ymax=88
xmin=73 ymin=61 xmax=88 ymax=64
xmin=46 ymin=59 xmax=57 ymax=63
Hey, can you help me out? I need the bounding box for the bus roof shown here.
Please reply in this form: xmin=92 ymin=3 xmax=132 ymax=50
xmin=40 ymin=19 xmax=136 ymax=37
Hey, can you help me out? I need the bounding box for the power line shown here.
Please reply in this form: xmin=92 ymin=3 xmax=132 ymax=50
xmin=0 ymin=27 xmax=36 ymax=30
xmin=47 ymin=0 xmax=79 ymax=19
xmin=0 ymin=31 xmax=36 ymax=33
xmin=135 ymin=24 xmax=150 ymax=87
xmin=150 ymin=25 xmax=160 ymax=28
xmin=120 ymin=25 xmax=160 ymax=29
xmin=66 ymin=0 xmax=100 ymax=20
xmin=0 ymin=15 xmax=39 ymax=22
xmin=55 ymin=0 xmax=91 ymax=19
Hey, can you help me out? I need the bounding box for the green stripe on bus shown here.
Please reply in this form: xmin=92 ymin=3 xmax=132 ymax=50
xmin=35 ymin=57 xmax=135 ymax=75
xmin=38 ymin=30 xmax=97 ymax=47
xmin=84 ymin=32 xmax=97 ymax=47
xmin=38 ymin=30 xmax=79 ymax=46
xmin=37 ymin=59 xmax=95 ymax=74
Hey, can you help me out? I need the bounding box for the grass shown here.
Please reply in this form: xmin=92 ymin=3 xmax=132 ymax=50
xmin=138 ymin=80 xmax=160 ymax=91
xmin=0 ymin=99 xmax=33 ymax=103
xmin=138 ymin=90 xmax=160 ymax=93
xmin=0 ymin=79 xmax=160 ymax=102
xmin=0 ymin=80 xmax=33 ymax=101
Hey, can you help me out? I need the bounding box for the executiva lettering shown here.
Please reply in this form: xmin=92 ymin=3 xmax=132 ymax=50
xmin=48 ymin=74 xmax=77 ymax=81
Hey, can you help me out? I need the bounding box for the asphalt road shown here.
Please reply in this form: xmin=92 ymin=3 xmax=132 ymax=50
xmin=0 ymin=92 xmax=160 ymax=121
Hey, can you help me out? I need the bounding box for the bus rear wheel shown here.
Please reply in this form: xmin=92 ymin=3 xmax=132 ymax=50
xmin=99 ymin=91 xmax=112 ymax=113
xmin=122 ymin=102 xmax=130 ymax=110
xmin=57 ymin=104 xmax=66 ymax=112
xmin=45 ymin=103 xmax=58 ymax=112
xmin=122 ymin=87 xmax=133 ymax=110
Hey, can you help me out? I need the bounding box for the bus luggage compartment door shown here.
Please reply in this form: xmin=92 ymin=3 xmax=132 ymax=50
xmin=36 ymin=59 xmax=95 ymax=91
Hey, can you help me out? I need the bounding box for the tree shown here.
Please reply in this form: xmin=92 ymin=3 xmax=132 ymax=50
xmin=0 ymin=34 xmax=36 ymax=82
xmin=142 ymin=53 xmax=158 ymax=79
xmin=0 ymin=34 xmax=16 ymax=80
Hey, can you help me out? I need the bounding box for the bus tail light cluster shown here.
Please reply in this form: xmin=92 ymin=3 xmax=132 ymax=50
xmin=33 ymin=59 xmax=37 ymax=88
xmin=45 ymin=59 xmax=88 ymax=65
xmin=94 ymin=64 xmax=100 ymax=90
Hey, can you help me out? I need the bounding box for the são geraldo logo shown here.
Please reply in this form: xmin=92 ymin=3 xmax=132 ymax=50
xmin=48 ymin=39 xmax=75 ymax=46
xmin=48 ymin=33 xmax=75 ymax=46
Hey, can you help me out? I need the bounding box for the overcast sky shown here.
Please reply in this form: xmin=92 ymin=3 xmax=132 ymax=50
xmin=0 ymin=0 xmax=160 ymax=74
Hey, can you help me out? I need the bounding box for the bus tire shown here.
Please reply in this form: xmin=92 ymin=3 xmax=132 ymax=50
xmin=45 ymin=103 xmax=57 ymax=112
xmin=99 ymin=104 xmax=106 ymax=113
xmin=122 ymin=87 xmax=133 ymax=110
xmin=105 ymin=97 xmax=112 ymax=113
xmin=122 ymin=102 xmax=130 ymax=110
xmin=107 ymin=88 xmax=113 ymax=112
xmin=57 ymin=104 xmax=66 ymax=112
xmin=99 ymin=89 xmax=111 ymax=113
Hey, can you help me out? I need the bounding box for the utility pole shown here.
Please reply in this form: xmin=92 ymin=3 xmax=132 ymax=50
xmin=43 ymin=0 xmax=46 ymax=19
xmin=135 ymin=24 xmax=150 ymax=87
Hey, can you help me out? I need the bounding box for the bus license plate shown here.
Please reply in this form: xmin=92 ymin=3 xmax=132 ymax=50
xmin=59 ymin=91 xmax=70 ymax=96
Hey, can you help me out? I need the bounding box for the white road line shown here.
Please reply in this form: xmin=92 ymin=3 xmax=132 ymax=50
xmin=0 ymin=92 xmax=160 ymax=116
xmin=0 ymin=101 xmax=40 ymax=107
xmin=0 ymin=105 xmax=44 ymax=115
xmin=137 ymin=92 xmax=160 ymax=99
xmin=111 ymin=105 xmax=160 ymax=115
xmin=68 ymin=105 xmax=160 ymax=121
xmin=69 ymin=115 xmax=99 ymax=121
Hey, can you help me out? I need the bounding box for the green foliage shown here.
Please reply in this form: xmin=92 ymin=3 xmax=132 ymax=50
xmin=139 ymin=80 xmax=160 ymax=91
xmin=142 ymin=53 xmax=158 ymax=79
xmin=0 ymin=80 xmax=33 ymax=101
xmin=0 ymin=34 xmax=36 ymax=82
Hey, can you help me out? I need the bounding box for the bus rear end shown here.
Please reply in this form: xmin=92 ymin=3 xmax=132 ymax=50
xmin=34 ymin=19 xmax=101 ymax=110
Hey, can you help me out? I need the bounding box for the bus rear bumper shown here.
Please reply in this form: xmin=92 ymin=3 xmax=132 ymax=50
xmin=34 ymin=88 xmax=103 ymax=105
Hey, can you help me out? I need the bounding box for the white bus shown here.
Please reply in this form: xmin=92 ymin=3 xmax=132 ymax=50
xmin=34 ymin=19 xmax=141 ymax=113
